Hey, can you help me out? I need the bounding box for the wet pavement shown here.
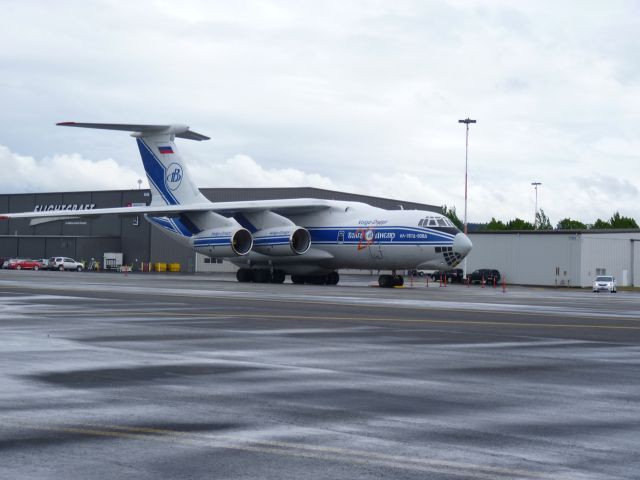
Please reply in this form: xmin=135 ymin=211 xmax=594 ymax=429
xmin=1 ymin=270 xmax=639 ymax=479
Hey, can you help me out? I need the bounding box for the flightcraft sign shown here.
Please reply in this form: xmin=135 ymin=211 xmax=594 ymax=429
xmin=33 ymin=203 xmax=96 ymax=212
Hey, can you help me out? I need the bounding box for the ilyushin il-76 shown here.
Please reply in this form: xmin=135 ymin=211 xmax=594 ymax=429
xmin=0 ymin=123 xmax=472 ymax=287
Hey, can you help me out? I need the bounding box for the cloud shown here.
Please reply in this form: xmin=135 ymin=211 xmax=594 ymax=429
xmin=0 ymin=145 xmax=144 ymax=193
xmin=1 ymin=140 xmax=639 ymax=227
xmin=0 ymin=1 xmax=639 ymax=224
xmin=188 ymin=154 xmax=338 ymax=190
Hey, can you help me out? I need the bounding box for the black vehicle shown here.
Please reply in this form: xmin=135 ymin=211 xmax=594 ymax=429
xmin=430 ymin=268 xmax=464 ymax=283
xmin=467 ymin=269 xmax=501 ymax=285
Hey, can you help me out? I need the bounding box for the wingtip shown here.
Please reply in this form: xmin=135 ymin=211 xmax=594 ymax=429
xmin=56 ymin=121 xmax=76 ymax=126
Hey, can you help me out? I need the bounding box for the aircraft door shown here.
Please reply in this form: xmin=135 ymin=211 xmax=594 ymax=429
xmin=368 ymin=244 xmax=383 ymax=260
xmin=337 ymin=230 xmax=345 ymax=244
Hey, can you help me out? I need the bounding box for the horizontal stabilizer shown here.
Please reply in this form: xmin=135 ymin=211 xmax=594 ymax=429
xmin=56 ymin=122 xmax=210 ymax=141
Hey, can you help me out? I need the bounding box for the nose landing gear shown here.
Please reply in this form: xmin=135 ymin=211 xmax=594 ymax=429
xmin=378 ymin=271 xmax=404 ymax=288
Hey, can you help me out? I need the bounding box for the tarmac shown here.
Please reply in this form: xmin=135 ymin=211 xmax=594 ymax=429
xmin=1 ymin=270 xmax=639 ymax=479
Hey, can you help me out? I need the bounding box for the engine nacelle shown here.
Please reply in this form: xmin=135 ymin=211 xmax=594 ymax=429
xmin=192 ymin=227 xmax=253 ymax=257
xmin=252 ymin=226 xmax=311 ymax=256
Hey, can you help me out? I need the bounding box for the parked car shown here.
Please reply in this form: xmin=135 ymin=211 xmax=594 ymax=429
xmin=467 ymin=269 xmax=501 ymax=285
xmin=592 ymin=275 xmax=617 ymax=293
xmin=2 ymin=258 xmax=22 ymax=269
xmin=49 ymin=257 xmax=84 ymax=271
xmin=37 ymin=258 xmax=51 ymax=270
xmin=430 ymin=268 xmax=465 ymax=283
xmin=8 ymin=259 xmax=43 ymax=270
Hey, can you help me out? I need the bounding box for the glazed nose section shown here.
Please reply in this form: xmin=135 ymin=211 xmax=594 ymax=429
xmin=453 ymin=232 xmax=472 ymax=258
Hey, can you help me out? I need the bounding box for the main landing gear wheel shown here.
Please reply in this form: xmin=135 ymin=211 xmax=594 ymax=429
xmin=236 ymin=268 xmax=287 ymax=284
xmin=326 ymin=271 xmax=340 ymax=285
xmin=271 ymin=269 xmax=286 ymax=284
xmin=290 ymin=272 xmax=339 ymax=285
xmin=378 ymin=274 xmax=404 ymax=288
xmin=253 ymin=269 xmax=272 ymax=283
xmin=236 ymin=268 xmax=253 ymax=282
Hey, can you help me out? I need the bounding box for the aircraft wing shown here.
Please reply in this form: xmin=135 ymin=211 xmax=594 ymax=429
xmin=0 ymin=198 xmax=333 ymax=223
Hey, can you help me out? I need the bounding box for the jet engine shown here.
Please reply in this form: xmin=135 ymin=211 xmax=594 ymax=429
xmin=252 ymin=226 xmax=311 ymax=256
xmin=192 ymin=227 xmax=253 ymax=257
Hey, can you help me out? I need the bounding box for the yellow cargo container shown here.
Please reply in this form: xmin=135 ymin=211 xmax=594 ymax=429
xmin=168 ymin=263 xmax=181 ymax=272
xmin=154 ymin=262 xmax=167 ymax=272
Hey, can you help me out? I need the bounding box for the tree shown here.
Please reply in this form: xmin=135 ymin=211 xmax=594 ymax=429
xmin=557 ymin=218 xmax=587 ymax=230
xmin=591 ymin=218 xmax=611 ymax=229
xmin=506 ymin=218 xmax=535 ymax=230
xmin=484 ymin=217 xmax=506 ymax=230
xmin=441 ymin=205 xmax=463 ymax=230
xmin=608 ymin=211 xmax=639 ymax=229
xmin=535 ymin=209 xmax=552 ymax=230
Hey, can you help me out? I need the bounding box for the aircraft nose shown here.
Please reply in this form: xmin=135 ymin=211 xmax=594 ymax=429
xmin=453 ymin=232 xmax=472 ymax=258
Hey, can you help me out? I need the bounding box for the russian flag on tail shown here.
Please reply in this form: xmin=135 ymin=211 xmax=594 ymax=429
xmin=159 ymin=146 xmax=174 ymax=154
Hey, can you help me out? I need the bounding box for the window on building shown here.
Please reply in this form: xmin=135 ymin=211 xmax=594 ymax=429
xmin=596 ymin=268 xmax=606 ymax=276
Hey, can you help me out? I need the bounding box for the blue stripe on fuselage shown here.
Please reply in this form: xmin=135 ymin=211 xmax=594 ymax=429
xmin=308 ymin=226 xmax=455 ymax=245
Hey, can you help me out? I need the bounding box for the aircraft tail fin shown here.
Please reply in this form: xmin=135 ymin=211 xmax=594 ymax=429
xmin=57 ymin=122 xmax=210 ymax=206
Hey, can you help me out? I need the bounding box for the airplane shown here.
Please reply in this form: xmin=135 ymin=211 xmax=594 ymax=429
xmin=0 ymin=122 xmax=472 ymax=287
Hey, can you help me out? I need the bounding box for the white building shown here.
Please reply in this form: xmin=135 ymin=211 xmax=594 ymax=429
xmin=467 ymin=230 xmax=640 ymax=287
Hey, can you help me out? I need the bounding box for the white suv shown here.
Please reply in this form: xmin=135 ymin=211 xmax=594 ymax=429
xmin=593 ymin=275 xmax=617 ymax=293
xmin=50 ymin=257 xmax=84 ymax=272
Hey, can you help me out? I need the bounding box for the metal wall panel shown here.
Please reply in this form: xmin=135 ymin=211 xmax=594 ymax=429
xmin=466 ymin=233 xmax=582 ymax=286
xmin=150 ymin=227 xmax=195 ymax=272
xmin=633 ymin=241 xmax=640 ymax=287
xmin=581 ymin=234 xmax=640 ymax=287
xmin=45 ymin=237 xmax=76 ymax=259
xmin=33 ymin=193 xmax=64 ymax=235
xmin=17 ymin=237 xmax=46 ymax=259
xmin=7 ymin=194 xmax=36 ymax=235
xmin=0 ymin=237 xmax=19 ymax=257
xmin=90 ymin=191 xmax=122 ymax=236
xmin=60 ymin=192 xmax=93 ymax=236
xmin=0 ymin=197 xmax=8 ymax=235
xmin=120 ymin=189 xmax=152 ymax=266
xmin=76 ymin=238 xmax=122 ymax=264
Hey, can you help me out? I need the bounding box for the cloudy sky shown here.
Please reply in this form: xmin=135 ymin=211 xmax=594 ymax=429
xmin=1 ymin=0 xmax=639 ymax=225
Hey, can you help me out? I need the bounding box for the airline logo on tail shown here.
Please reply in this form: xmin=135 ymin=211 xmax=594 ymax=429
xmin=165 ymin=163 xmax=183 ymax=191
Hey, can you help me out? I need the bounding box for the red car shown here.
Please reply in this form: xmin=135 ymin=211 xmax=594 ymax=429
xmin=8 ymin=259 xmax=43 ymax=270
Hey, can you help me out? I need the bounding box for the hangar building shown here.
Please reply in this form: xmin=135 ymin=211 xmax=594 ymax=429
xmin=0 ymin=187 xmax=440 ymax=272
xmin=467 ymin=230 xmax=640 ymax=288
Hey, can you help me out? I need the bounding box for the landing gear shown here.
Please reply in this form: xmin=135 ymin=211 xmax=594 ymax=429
xmin=236 ymin=268 xmax=287 ymax=284
xmin=236 ymin=268 xmax=253 ymax=282
xmin=290 ymin=272 xmax=340 ymax=285
xmin=378 ymin=273 xmax=404 ymax=288
xmin=253 ymin=269 xmax=272 ymax=283
xmin=236 ymin=268 xmax=339 ymax=285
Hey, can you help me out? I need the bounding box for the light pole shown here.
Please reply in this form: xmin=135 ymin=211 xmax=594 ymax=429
xmin=531 ymin=181 xmax=541 ymax=227
xmin=458 ymin=118 xmax=476 ymax=235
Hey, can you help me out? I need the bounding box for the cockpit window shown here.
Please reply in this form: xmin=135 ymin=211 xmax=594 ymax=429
xmin=419 ymin=215 xmax=455 ymax=228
